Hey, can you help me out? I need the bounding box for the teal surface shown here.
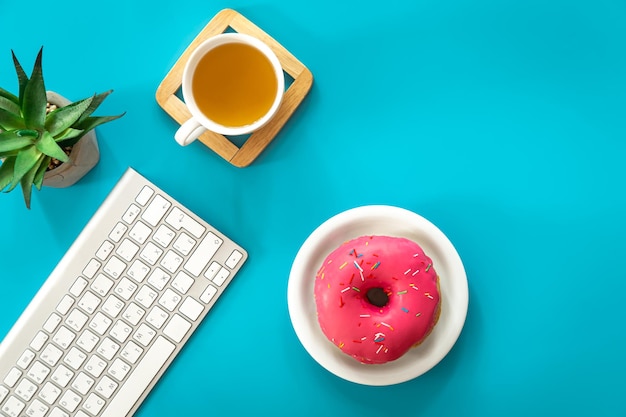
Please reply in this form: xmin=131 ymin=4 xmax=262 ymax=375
xmin=1 ymin=0 xmax=625 ymax=415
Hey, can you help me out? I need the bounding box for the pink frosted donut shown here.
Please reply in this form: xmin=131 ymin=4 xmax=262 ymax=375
xmin=314 ymin=235 xmax=441 ymax=364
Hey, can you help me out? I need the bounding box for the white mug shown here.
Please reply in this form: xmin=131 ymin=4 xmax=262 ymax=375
xmin=175 ymin=33 xmax=284 ymax=146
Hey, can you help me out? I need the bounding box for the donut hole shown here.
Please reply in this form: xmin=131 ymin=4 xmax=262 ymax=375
xmin=366 ymin=287 xmax=389 ymax=308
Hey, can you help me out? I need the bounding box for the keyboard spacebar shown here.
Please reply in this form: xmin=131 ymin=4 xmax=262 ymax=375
xmin=100 ymin=336 xmax=176 ymax=417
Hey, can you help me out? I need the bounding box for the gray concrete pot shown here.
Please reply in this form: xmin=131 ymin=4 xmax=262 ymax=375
xmin=43 ymin=91 xmax=100 ymax=188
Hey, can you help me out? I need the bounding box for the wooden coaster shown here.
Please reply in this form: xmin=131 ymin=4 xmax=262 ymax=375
xmin=156 ymin=8 xmax=313 ymax=167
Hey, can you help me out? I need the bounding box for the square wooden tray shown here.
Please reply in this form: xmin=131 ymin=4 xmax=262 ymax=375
xmin=156 ymin=8 xmax=313 ymax=167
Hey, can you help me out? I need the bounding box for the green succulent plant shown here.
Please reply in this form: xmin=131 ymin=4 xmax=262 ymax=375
xmin=0 ymin=47 xmax=124 ymax=209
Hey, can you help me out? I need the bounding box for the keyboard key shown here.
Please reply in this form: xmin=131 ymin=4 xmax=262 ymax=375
xmin=127 ymin=259 xmax=150 ymax=282
xmin=50 ymin=365 xmax=74 ymax=388
xmin=50 ymin=407 xmax=70 ymax=417
xmin=89 ymin=312 xmax=113 ymax=335
xmin=95 ymin=240 xmax=114 ymax=261
xmin=76 ymin=330 xmax=100 ymax=353
xmin=160 ymin=250 xmax=183 ymax=273
xmin=140 ymin=242 xmax=163 ymax=265
xmin=101 ymin=295 xmax=125 ymax=318
xmin=120 ymin=341 xmax=144 ymax=364
xmin=91 ymin=273 xmax=115 ymax=296
xmin=0 ymin=385 xmax=7 ymax=402
xmin=110 ymin=320 xmax=133 ymax=343
xmin=133 ymin=324 xmax=156 ymax=347
xmin=115 ymin=277 xmax=138 ymax=300
xmin=179 ymin=297 xmax=204 ymax=321
xmin=39 ymin=381 xmax=63 ymax=404
xmin=146 ymin=305 xmax=169 ymax=329
xmin=71 ymin=372 xmax=95 ymax=395
xmin=99 ymin=336 xmax=175 ymax=417
xmin=2 ymin=395 xmax=25 ymax=417
xmin=56 ymin=295 xmax=74 ymax=315
xmin=108 ymin=358 xmax=131 ymax=382
xmin=103 ymin=256 xmax=127 ymax=278
xmin=43 ymin=313 xmax=62 ymax=333
xmin=14 ymin=378 xmax=37 ymax=401
xmin=204 ymin=261 xmax=221 ymax=280
xmin=108 ymin=222 xmax=128 ymax=243
xmin=95 ymin=375 xmax=118 ymax=399
xmin=3 ymin=367 xmax=22 ymax=387
xmin=53 ymin=326 xmax=76 ymax=349
xmin=63 ymin=347 xmax=87 ymax=371
xmin=213 ymin=267 xmax=230 ymax=286
xmin=171 ymin=271 xmax=194 ymax=294
xmin=147 ymin=267 xmax=171 ymax=291
xmin=96 ymin=337 xmax=120 ymax=360
xmin=128 ymin=221 xmax=152 ymax=245
xmin=153 ymin=224 xmax=176 ymax=247
xmin=27 ymin=361 xmax=50 ymax=384
xmin=135 ymin=185 xmax=154 ymax=205
xmin=30 ymin=331 xmax=49 ymax=351
xmin=185 ymin=232 xmax=223 ymax=276
xmin=16 ymin=349 xmax=36 ymax=369
xmin=163 ymin=314 xmax=191 ymax=343
xmin=78 ymin=291 xmax=101 ymax=315
xmin=122 ymin=204 xmax=141 ymax=224
xmin=82 ymin=259 xmax=102 ymax=279
xmin=84 ymin=355 xmax=107 ymax=378
xmin=142 ymin=194 xmax=171 ymax=226
xmin=135 ymin=286 xmax=158 ymax=309
xmin=65 ymin=309 xmax=89 ymax=332
xmin=158 ymin=288 xmax=182 ymax=311
xmin=115 ymin=239 xmax=139 ymax=260
xmin=173 ymin=232 xmax=195 ymax=256
xmin=69 ymin=277 xmax=89 ymax=297
xmin=40 ymin=343 xmax=63 ymax=366
xmin=165 ymin=207 xmax=206 ymax=238
xmin=226 ymin=249 xmax=244 ymax=269
xmin=58 ymin=389 xmax=82 ymax=412
xmin=122 ymin=302 xmax=145 ymax=325
xmin=25 ymin=399 xmax=49 ymax=417
xmin=83 ymin=392 xmax=106 ymax=415
xmin=200 ymin=284 xmax=218 ymax=303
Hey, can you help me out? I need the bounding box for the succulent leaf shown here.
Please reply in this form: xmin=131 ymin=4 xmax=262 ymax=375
xmin=13 ymin=144 xmax=41 ymax=185
xmin=0 ymin=87 xmax=19 ymax=104
xmin=22 ymin=48 xmax=47 ymax=129
xmin=0 ymin=107 xmax=26 ymax=130
xmin=73 ymin=113 xmax=125 ymax=133
xmin=45 ymin=96 xmax=93 ymax=136
xmin=16 ymin=129 xmax=38 ymax=137
xmin=0 ymin=96 xmax=20 ymax=115
xmin=77 ymin=90 xmax=112 ymax=123
xmin=20 ymin=154 xmax=44 ymax=209
xmin=0 ymin=156 xmax=16 ymax=191
xmin=54 ymin=128 xmax=83 ymax=142
xmin=11 ymin=50 xmax=29 ymax=107
xmin=0 ymin=131 xmax=34 ymax=152
xmin=36 ymin=131 xmax=68 ymax=162
xmin=33 ymin=156 xmax=50 ymax=190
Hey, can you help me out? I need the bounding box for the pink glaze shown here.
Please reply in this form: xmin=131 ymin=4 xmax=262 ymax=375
xmin=314 ymin=235 xmax=441 ymax=364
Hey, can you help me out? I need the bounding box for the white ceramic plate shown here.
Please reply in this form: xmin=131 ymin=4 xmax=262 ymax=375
xmin=287 ymin=205 xmax=468 ymax=386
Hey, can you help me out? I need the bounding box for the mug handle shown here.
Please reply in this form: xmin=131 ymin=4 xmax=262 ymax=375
xmin=175 ymin=118 xmax=207 ymax=146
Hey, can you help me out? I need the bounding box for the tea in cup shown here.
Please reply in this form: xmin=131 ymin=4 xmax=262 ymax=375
xmin=175 ymin=33 xmax=284 ymax=145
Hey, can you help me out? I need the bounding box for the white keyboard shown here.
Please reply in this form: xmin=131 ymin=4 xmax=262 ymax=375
xmin=0 ymin=167 xmax=247 ymax=417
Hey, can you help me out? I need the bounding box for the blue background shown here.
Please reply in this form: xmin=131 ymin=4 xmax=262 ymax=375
xmin=1 ymin=0 xmax=625 ymax=415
